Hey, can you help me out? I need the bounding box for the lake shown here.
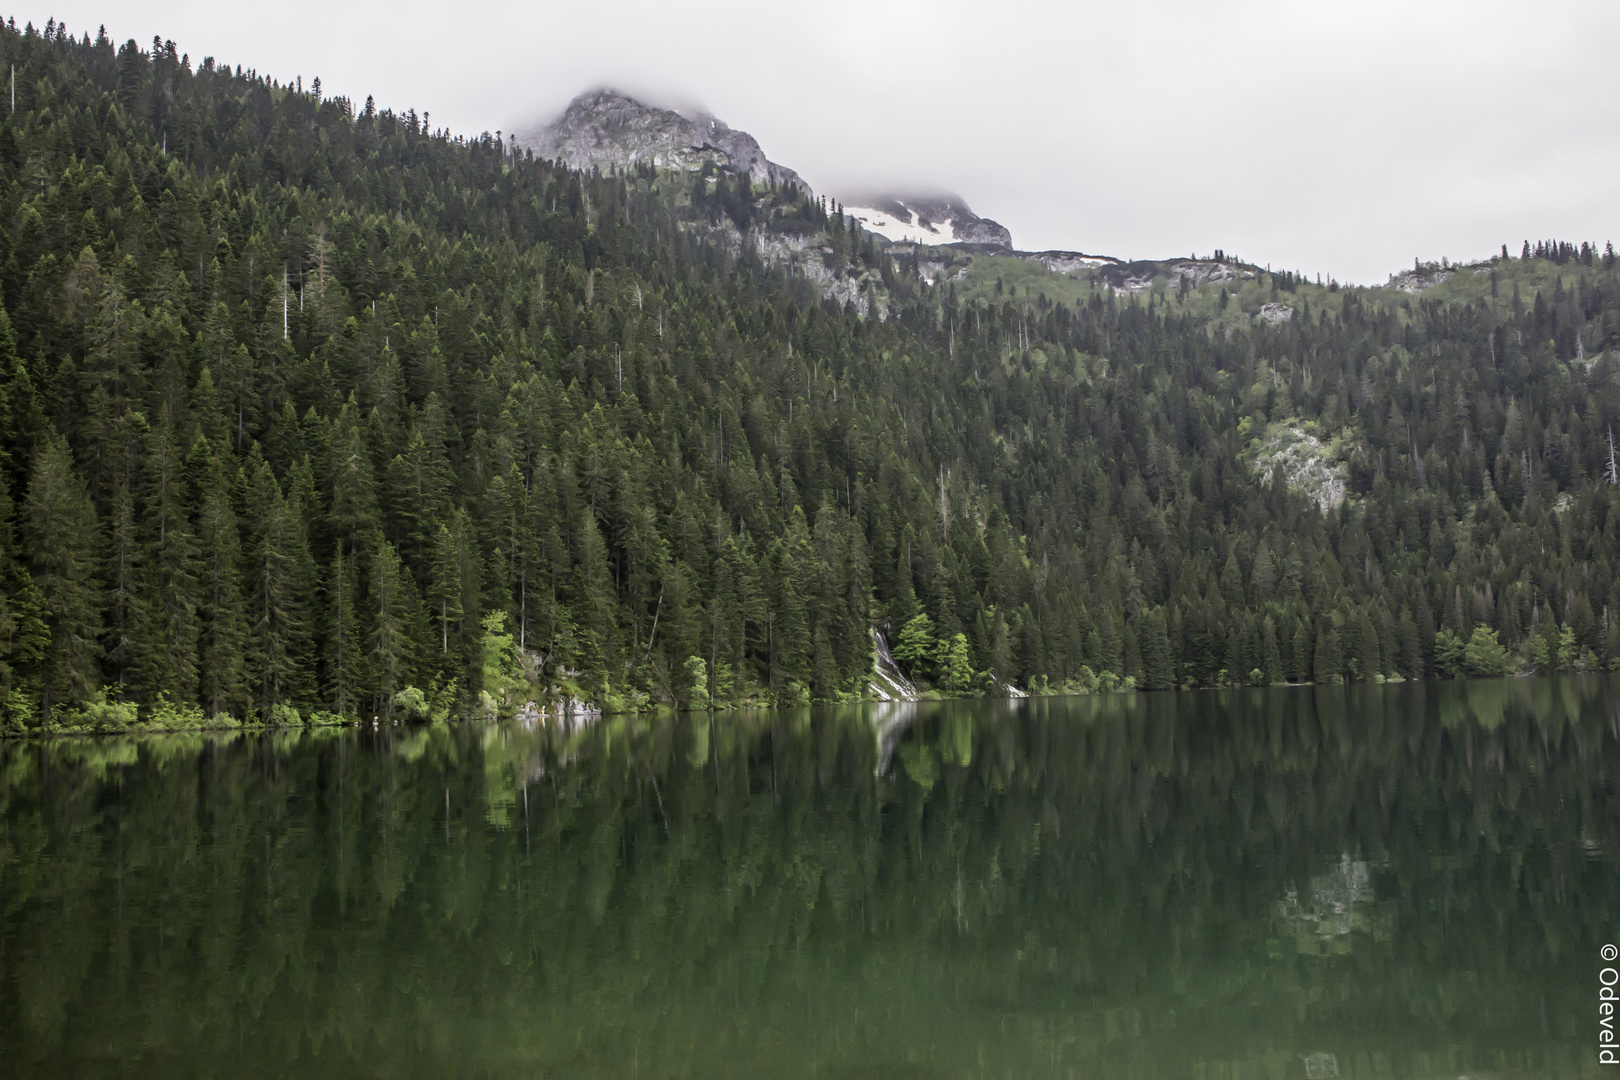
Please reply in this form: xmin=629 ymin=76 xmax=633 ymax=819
xmin=1 ymin=678 xmax=1616 ymax=1078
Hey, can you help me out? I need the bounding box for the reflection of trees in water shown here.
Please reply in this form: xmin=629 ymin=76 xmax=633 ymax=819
xmin=0 ymin=678 xmax=1615 ymax=1077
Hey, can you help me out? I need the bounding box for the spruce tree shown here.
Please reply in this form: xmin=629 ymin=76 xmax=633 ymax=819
xmin=193 ymin=440 xmax=246 ymax=718
xmin=0 ymin=471 xmax=47 ymax=730
xmin=24 ymin=433 xmax=101 ymax=719
xmin=243 ymin=460 xmax=308 ymax=715
xmin=135 ymin=410 xmax=201 ymax=706
xmin=322 ymin=542 xmax=364 ymax=716
xmin=1140 ymin=607 xmax=1174 ymax=690
xmin=1313 ymin=620 xmax=1342 ymax=684
xmin=366 ymin=532 xmax=413 ymax=716
xmin=427 ymin=522 xmax=464 ymax=666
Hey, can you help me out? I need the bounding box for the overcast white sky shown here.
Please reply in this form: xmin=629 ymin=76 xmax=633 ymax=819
xmin=22 ymin=0 xmax=1620 ymax=283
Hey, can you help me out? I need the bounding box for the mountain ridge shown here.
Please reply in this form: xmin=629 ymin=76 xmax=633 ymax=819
xmin=523 ymin=90 xmax=1031 ymax=252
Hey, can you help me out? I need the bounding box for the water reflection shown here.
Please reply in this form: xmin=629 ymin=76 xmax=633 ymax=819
xmin=0 ymin=678 xmax=1616 ymax=1078
xmin=1275 ymin=855 xmax=1385 ymax=954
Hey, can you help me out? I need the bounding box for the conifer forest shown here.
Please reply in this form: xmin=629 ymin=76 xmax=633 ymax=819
xmin=2 ymin=21 xmax=1619 ymax=733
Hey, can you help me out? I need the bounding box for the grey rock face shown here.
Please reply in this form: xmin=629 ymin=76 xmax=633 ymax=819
xmin=845 ymin=193 xmax=1013 ymax=249
xmin=519 ymin=89 xmax=804 ymax=190
xmin=1094 ymin=258 xmax=1256 ymax=294
xmin=1021 ymin=250 xmax=1119 ymax=274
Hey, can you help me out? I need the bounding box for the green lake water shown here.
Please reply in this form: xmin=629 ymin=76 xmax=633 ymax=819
xmin=1 ymin=679 xmax=1616 ymax=1078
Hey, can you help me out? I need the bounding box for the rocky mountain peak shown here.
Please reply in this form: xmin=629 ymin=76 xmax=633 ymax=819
xmin=519 ymin=89 xmax=804 ymax=190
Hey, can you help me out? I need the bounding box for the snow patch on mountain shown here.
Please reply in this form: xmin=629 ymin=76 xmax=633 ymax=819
xmin=845 ymin=203 xmax=962 ymax=246
xmin=841 ymin=194 xmax=1012 ymax=249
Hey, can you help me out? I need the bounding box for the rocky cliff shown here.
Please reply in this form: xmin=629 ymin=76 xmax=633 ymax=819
xmin=519 ymin=89 xmax=805 ymax=189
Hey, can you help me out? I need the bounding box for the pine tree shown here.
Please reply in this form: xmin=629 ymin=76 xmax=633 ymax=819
xmin=328 ymin=396 xmax=379 ymax=547
xmin=366 ymin=532 xmax=413 ymax=716
xmin=1260 ymin=615 xmax=1283 ymax=686
xmin=427 ymin=521 xmax=464 ymax=666
xmin=571 ymin=511 xmax=618 ymax=691
xmin=24 ymin=433 xmax=101 ymax=719
xmin=1313 ymin=620 xmax=1341 ymax=684
xmin=243 ymin=460 xmax=309 ymax=715
xmin=322 ymin=542 xmax=363 ymax=716
xmin=1355 ymin=609 xmax=1380 ymax=682
xmin=0 ymin=306 xmax=42 ymax=489
xmin=0 ymin=470 xmax=47 ymax=730
xmin=135 ymin=410 xmax=201 ymax=706
xmin=940 ymin=632 xmax=976 ymax=694
xmin=1397 ymin=607 xmax=1423 ymax=679
xmin=1140 ymin=608 xmax=1174 ymax=690
xmin=193 ymin=441 xmax=245 ymax=717
xmin=1289 ymin=618 xmax=1312 ymax=683
xmin=103 ymin=457 xmax=145 ymax=692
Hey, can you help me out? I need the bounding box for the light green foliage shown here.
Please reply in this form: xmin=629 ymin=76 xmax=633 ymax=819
xmin=479 ymin=612 xmax=521 ymax=710
xmin=710 ymin=661 xmax=736 ymax=706
xmin=54 ymin=689 xmax=138 ymax=733
xmin=684 ymin=655 xmax=709 ymax=709
xmin=146 ymin=697 xmax=208 ymax=731
xmin=940 ymin=633 xmax=977 ymax=694
xmin=391 ymin=687 xmax=434 ymax=722
xmin=892 ymin=614 xmax=940 ymax=680
xmin=1463 ymin=627 xmax=1515 ymax=678
xmin=1 ymin=690 xmax=38 ymax=736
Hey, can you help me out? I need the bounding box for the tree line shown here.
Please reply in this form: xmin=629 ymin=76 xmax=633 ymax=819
xmin=0 ymin=21 xmax=1618 ymax=732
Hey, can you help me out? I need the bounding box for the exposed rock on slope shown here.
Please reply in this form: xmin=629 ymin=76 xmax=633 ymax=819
xmin=1021 ymin=250 xmax=1119 ymax=274
xmin=842 ymin=194 xmax=1012 ymax=248
xmin=1387 ymin=266 xmax=1453 ymax=293
xmin=1095 ymin=258 xmax=1258 ymax=294
xmin=1256 ymin=302 xmax=1295 ymax=325
xmin=1249 ymin=422 xmax=1349 ymax=512
xmin=520 ymin=89 xmax=804 ymax=188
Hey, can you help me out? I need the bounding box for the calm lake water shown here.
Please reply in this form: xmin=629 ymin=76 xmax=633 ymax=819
xmin=1 ymin=679 xmax=1616 ymax=1078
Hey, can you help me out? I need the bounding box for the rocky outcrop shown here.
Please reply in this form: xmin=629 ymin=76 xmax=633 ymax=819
xmin=1387 ymin=267 xmax=1452 ymax=293
xmin=520 ymin=89 xmax=804 ymax=189
xmin=1095 ymin=258 xmax=1258 ymax=294
xmin=1020 ymin=250 xmax=1119 ymax=275
xmin=842 ymin=194 xmax=1012 ymax=249
xmin=1250 ymin=422 xmax=1349 ymax=512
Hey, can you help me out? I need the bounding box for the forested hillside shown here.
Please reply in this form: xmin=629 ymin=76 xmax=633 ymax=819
xmin=0 ymin=20 xmax=1618 ymax=732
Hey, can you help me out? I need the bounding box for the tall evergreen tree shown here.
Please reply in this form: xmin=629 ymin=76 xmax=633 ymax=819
xmin=135 ymin=410 xmax=201 ymax=705
xmin=24 ymin=433 xmax=101 ymax=719
xmin=366 ymin=533 xmax=414 ymax=716
xmin=243 ymin=461 xmax=310 ymax=715
xmin=193 ymin=443 xmax=246 ymax=717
